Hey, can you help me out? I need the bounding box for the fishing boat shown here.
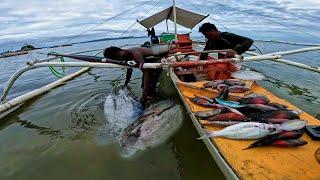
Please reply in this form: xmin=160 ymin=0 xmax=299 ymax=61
xmin=1 ymin=0 xmax=320 ymax=179
xmin=169 ymin=72 xmax=320 ymax=179
xmin=0 ymin=50 xmax=28 ymax=59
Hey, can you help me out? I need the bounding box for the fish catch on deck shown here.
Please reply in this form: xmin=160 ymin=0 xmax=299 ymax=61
xmin=198 ymin=120 xmax=307 ymax=140
xmin=119 ymin=100 xmax=183 ymax=157
xmin=203 ymin=79 xmax=249 ymax=93
xmin=198 ymin=122 xmax=276 ymax=140
xmin=244 ymin=130 xmax=304 ymax=149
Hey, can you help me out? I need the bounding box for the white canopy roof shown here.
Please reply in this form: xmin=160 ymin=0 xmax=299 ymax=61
xmin=137 ymin=6 xmax=208 ymax=29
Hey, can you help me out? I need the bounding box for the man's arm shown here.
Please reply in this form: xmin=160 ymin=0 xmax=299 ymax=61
xmin=233 ymin=38 xmax=253 ymax=55
xmin=124 ymin=68 xmax=133 ymax=86
xmin=140 ymin=69 xmax=152 ymax=108
xmin=223 ymin=32 xmax=253 ymax=55
xmin=200 ymin=40 xmax=210 ymax=60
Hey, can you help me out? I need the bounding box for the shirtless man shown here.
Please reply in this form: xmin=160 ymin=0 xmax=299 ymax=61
xmin=103 ymin=46 xmax=167 ymax=108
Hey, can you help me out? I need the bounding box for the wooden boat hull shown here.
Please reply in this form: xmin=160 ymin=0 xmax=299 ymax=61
xmin=169 ymin=68 xmax=320 ymax=179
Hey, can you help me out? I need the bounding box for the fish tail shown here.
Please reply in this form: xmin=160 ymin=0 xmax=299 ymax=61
xmin=197 ymin=131 xmax=215 ymax=140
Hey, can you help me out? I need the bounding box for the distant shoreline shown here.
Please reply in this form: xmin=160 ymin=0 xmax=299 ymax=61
xmin=0 ymin=36 xmax=145 ymax=54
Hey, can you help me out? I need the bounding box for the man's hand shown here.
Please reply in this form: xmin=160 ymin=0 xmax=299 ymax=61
xmin=226 ymin=50 xmax=237 ymax=58
xmin=140 ymin=96 xmax=148 ymax=109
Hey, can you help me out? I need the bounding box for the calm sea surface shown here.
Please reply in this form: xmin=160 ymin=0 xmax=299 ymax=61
xmin=0 ymin=37 xmax=319 ymax=179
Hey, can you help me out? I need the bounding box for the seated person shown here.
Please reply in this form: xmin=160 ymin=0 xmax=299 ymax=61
xmin=147 ymin=27 xmax=159 ymax=44
xmin=199 ymin=23 xmax=253 ymax=59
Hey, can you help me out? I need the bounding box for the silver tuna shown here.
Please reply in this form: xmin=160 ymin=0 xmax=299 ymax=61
xmin=102 ymin=87 xmax=143 ymax=138
xmin=198 ymin=119 xmax=308 ymax=140
xmin=198 ymin=122 xmax=277 ymax=140
xmin=120 ymin=100 xmax=183 ymax=158
xmin=276 ymin=119 xmax=307 ymax=132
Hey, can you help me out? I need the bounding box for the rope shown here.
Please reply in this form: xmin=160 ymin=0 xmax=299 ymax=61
xmin=48 ymin=52 xmax=65 ymax=78
xmin=183 ymin=0 xmax=232 ymax=32
xmin=63 ymin=0 xmax=154 ymax=45
xmin=251 ymin=44 xmax=264 ymax=55
xmin=120 ymin=0 xmax=164 ymax=36
xmin=184 ymin=0 xmax=265 ymax=56
xmin=254 ymin=40 xmax=320 ymax=47
xmin=200 ymin=0 xmax=318 ymax=39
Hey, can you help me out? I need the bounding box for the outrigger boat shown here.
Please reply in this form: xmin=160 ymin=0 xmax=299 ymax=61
xmin=0 ymin=50 xmax=28 ymax=59
xmin=1 ymin=1 xmax=320 ymax=179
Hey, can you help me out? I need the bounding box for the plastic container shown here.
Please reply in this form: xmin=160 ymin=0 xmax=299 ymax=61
xmin=159 ymin=33 xmax=175 ymax=43
xmin=150 ymin=44 xmax=172 ymax=55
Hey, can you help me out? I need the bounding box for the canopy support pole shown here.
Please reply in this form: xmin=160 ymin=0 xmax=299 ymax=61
xmin=166 ymin=19 xmax=169 ymax=33
xmin=172 ymin=0 xmax=178 ymax=41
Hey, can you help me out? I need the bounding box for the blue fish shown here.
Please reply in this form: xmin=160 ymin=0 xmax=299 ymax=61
xmin=215 ymin=98 xmax=246 ymax=108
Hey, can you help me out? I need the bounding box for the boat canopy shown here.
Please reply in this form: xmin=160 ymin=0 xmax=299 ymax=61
xmin=137 ymin=6 xmax=209 ymax=29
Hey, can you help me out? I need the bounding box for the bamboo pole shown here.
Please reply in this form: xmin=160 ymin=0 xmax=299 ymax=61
xmin=21 ymin=54 xmax=282 ymax=70
xmin=254 ymin=40 xmax=320 ymax=47
xmin=266 ymin=46 xmax=320 ymax=56
xmin=168 ymin=49 xmax=233 ymax=56
xmin=0 ymin=68 xmax=90 ymax=113
xmin=172 ymin=0 xmax=178 ymax=41
xmin=246 ymin=51 xmax=320 ymax=73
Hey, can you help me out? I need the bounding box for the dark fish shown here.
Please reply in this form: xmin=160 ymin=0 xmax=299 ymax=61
xmin=203 ymin=80 xmax=224 ymax=88
xmin=216 ymin=85 xmax=229 ymax=100
xmin=246 ymin=104 xmax=278 ymax=112
xmin=238 ymin=96 xmax=270 ymax=105
xmin=262 ymin=118 xmax=291 ymax=124
xmin=244 ymin=130 xmax=303 ymax=149
xmin=189 ymin=97 xmax=214 ymax=107
xmin=228 ymin=85 xmax=250 ymax=93
xmin=268 ymin=102 xmax=288 ymax=110
xmin=204 ymin=79 xmax=245 ymax=89
xmin=244 ymin=93 xmax=269 ymax=99
xmin=269 ymin=139 xmax=307 ymax=147
xmin=190 ymin=96 xmax=244 ymax=115
xmin=224 ymin=79 xmax=246 ymax=86
xmin=248 ymin=110 xmax=300 ymax=121
xmin=197 ymin=95 xmax=214 ymax=103
xmin=237 ymin=104 xmax=277 ymax=115
xmin=200 ymin=120 xmax=241 ymax=127
xmin=206 ymin=112 xmax=248 ymax=121
xmin=194 ymin=109 xmax=224 ymax=118
xmin=217 ymin=84 xmax=249 ymax=93
xmin=217 ymin=83 xmax=228 ymax=92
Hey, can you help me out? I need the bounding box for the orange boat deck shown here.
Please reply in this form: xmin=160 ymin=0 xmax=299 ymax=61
xmin=171 ymin=73 xmax=320 ymax=179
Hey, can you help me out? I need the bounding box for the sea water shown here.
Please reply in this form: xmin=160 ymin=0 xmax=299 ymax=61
xmin=0 ymin=37 xmax=319 ymax=179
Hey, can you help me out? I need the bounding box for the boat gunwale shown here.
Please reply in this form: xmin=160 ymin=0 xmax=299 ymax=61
xmin=169 ymin=68 xmax=239 ymax=180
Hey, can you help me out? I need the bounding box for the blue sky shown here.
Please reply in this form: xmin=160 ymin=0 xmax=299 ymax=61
xmin=0 ymin=0 xmax=319 ymax=44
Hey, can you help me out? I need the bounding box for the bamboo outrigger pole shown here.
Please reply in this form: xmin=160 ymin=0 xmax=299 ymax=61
xmin=246 ymin=46 xmax=320 ymax=73
xmin=0 ymin=68 xmax=90 ymax=113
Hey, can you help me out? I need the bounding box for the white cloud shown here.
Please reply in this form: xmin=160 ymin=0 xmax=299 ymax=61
xmin=0 ymin=0 xmax=319 ymax=43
